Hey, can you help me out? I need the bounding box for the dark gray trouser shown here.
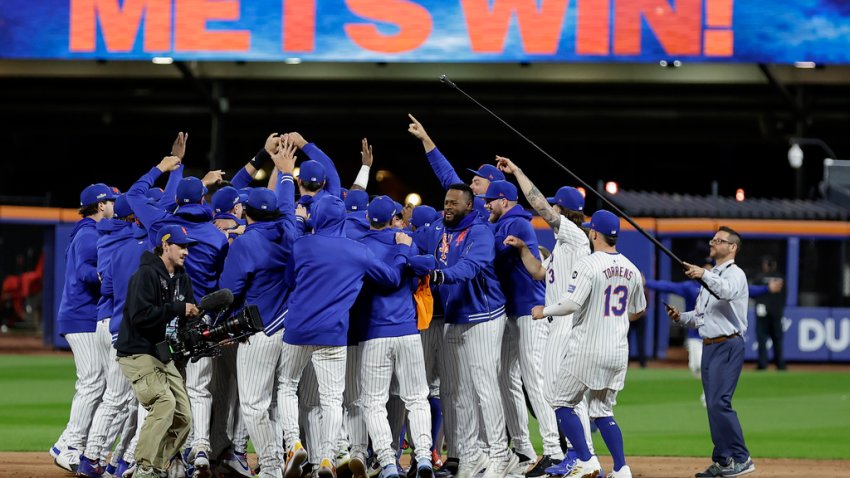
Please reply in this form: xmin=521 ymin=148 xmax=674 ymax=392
xmin=701 ymin=336 xmax=750 ymax=464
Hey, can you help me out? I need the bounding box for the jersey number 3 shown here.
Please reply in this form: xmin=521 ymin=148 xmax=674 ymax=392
xmin=604 ymin=285 xmax=628 ymax=317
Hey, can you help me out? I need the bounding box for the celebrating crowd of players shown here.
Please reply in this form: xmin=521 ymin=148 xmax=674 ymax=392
xmin=49 ymin=116 xmax=651 ymax=478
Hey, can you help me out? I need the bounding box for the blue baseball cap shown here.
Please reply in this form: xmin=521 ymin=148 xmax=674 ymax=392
xmin=212 ymin=186 xmax=241 ymax=214
xmin=411 ymin=205 xmax=440 ymax=228
xmin=345 ymin=190 xmax=369 ymax=212
xmin=466 ymin=164 xmax=505 ymax=182
xmin=367 ymin=196 xmax=397 ymax=224
xmin=478 ymin=180 xmax=518 ymax=201
xmin=392 ymin=201 xmax=404 ymax=217
xmin=238 ymin=187 xmax=251 ymax=204
xmin=156 ymin=224 xmax=197 ymax=246
xmin=247 ymin=187 xmax=278 ymax=211
xmin=145 ymin=187 xmax=164 ymax=202
xmin=114 ymin=194 xmax=134 ymax=218
xmin=176 ymin=177 xmax=207 ymax=204
xmin=299 ymin=160 xmax=326 ymax=183
xmin=582 ymin=210 xmax=620 ymax=237
xmin=547 ymin=186 xmax=584 ymax=212
xmin=79 ymin=183 xmax=117 ymax=207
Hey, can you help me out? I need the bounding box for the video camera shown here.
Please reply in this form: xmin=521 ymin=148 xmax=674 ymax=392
xmin=166 ymin=289 xmax=264 ymax=362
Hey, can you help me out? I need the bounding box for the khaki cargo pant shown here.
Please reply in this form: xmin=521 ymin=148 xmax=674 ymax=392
xmin=118 ymin=354 xmax=192 ymax=471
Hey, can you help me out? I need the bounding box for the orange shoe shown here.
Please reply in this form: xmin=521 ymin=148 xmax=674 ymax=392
xmin=431 ymin=450 xmax=443 ymax=469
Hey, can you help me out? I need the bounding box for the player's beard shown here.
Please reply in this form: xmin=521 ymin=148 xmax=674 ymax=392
xmin=443 ymin=208 xmax=468 ymax=228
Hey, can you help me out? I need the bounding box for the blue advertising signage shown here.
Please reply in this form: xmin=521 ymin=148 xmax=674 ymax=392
xmin=744 ymin=307 xmax=850 ymax=363
xmin=0 ymin=0 xmax=848 ymax=63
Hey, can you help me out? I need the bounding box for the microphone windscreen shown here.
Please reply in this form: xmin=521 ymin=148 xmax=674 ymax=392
xmin=199 ymin=288 xmax=234 ymax=311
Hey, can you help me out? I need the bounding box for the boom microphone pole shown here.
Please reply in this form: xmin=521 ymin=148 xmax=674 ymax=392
xmin=439 ymin=74 xmax=719 ymax=298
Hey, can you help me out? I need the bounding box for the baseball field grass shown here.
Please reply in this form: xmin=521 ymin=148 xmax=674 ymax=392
xmin=1 ymin=355 xmax=848 ymax=459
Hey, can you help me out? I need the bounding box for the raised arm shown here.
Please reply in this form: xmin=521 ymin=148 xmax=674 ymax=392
xmin=408 ymin=114 xmax=464 ymax=190
xmin=497 ymin=155 xmax=561 ymax=231
xmin=288 ymin=131 xmax=342 ymax=197
xmin=231 ymin=133 xmax=280 ymax=189
xmin=350 ymin=138 xmax=373 ymax=191
xmin=126 ymin=156 xmax=181 ymax=231
xmin=684 ymin=262 xmax=748 ymax=301
xmin=270 ymin=136 xmax=299 ymax=240
xmin=504 ymin=235 xmax=546 ymax=280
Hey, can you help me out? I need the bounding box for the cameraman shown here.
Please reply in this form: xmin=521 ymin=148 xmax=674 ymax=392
xmin=115 ymin=225 xmax=198 ymax=478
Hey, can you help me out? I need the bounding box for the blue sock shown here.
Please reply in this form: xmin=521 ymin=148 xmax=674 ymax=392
xmin=429 ymin=397 xmax=443 ymax=451
xmin=555 ymin=407 xmax=591 ymax=461
xmin=595 ymin=417 xmax=625 ymax=471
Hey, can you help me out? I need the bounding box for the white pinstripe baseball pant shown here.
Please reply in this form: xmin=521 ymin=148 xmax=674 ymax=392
xmin=443 ymin=315 xmax=508 ymax=463
xmin=85 ymin=321 xmax=135 ymax=462
xmin=435 ymin=324 xmax=458 ymax=459
xmin=64 ymin=325 xmax=108 ymax=450
xmin=186 ymin=356 xmax=213 ymax=451
xmin=341 ymin=345 xmax=368 ymax=459
xmin=279 ymin=342 xmax=346 ymax=463
xmin=237 ymin=329 xmax=285 ymax=470
xmin=544 ymin=317 xmax=594 ymax=454
xmin=420 ymin=319 xmax=443 ymax=398
xmin=298 ymin=362 xmax=322 ymax=466
xmin=516 ymin=315 xmax=561 ymax=457
xmin=361 ymin=335 xmax=432 ymax=468
xmin=498 ymin=318 xmax=534 ymax=457
xmin=123 ymin=400 xmax=149 ymax=464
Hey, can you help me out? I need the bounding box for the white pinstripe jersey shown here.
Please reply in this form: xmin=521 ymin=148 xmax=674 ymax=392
xmin=563 ymin=250 xmax=646 ymax=390
xmin=544 ymin=216 xmax=591 ymax=310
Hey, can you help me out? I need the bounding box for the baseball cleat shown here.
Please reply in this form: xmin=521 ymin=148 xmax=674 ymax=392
xmin=564 ymin=456 xmax=601 ymax=478
xmin=349 ymin=456 xmax=367 ymax=478
xmin=285 ymin=442 xmax=309 ymax=478
xmin=55 ymin=446 xmax=81 ymax=473
xmin=526 ymin=456 xmax=558 ymax=478
xmin=221 ymin=450 xmax=254 ymax=478
xmin=193 ymin=450 xmax=211 ymax=478
xmin=318 ymin=458 xmax=336 ymax=478
xmin=719 ymin=458 xmax=754 ymax=477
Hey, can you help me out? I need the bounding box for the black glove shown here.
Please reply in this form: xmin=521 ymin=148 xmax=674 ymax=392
xmin=429 ymin=269 xmax=445 ymax=286
xmin=250 ymin=147 xmax=271 ymax=170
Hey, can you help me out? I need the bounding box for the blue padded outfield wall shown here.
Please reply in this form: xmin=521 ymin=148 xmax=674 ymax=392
xmin=0 ymin=0 xmax=848 ymax=63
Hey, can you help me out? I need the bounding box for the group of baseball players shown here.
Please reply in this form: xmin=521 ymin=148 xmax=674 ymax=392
xmin=50 ymin=115 xmax=648 ymax=478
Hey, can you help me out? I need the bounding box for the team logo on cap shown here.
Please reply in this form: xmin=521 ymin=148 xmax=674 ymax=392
xmin=97 ymin=193 xmax=106 ymax=199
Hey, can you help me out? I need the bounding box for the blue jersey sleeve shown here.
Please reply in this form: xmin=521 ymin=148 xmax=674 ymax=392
xmin=158 ymin=165 xmax=183 ymax=210
xmin=425 ymin=147 xmax=463 ymax=190
xmin=127 ymin=167 xmax=170 ymax=236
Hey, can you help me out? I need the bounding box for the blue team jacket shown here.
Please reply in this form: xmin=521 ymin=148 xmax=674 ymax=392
xmin=359 ymin=228 xmax=420 ymax=340
xmin=491 ymin=205 xmax=546 ymax=317
xmin=344 ymin=210 xmax=370 ymax=241
xmin=283 ymin=196 xmax=410 ymax=347
xmin=95 ymin=219 xmax=135 ymax=321
xmin=57 ymin=218 xmax=101 ymax=335
xmin=219 ymin=176 xmax=298 ymax=336
xmin=127 ymin=167 xmax=229 ymax=300
xmin=104 ymin=225 xmax=149 ymax=342
xmin=434 ymin=211 xmax=506 ymax=324
xmin=426 ymin=147 xmax=489 ymax=218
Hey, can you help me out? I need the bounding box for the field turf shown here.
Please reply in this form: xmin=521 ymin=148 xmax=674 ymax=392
xmin=1 ymin=355 xmax=847 ymax=459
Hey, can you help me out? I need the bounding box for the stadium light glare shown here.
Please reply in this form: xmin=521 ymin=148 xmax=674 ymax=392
xmin=735 ymin=188 xmax=745 ymax=202
xmin=405 ymin=193 xmax=422 ymax=207
xmin=605 ymin=181 xmax=619 ymax=195
xmin=152 ymin=57 xmax=174 ymax=65
xmin=292 ymin=167 xmax=300 ymax=178
xmin=787 ymin=144 xmax=804 ymax=169
xmin=285 ymin=58 xmax=302 ymax=65
xmin=577 ymin=187 xmax=586 ymax=198
xmin=794 ymin=61 xmax=817 ymax=69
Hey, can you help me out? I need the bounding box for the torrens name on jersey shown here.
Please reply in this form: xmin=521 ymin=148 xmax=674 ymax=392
xmin=602 ymin=265 xmax=634 ymax=281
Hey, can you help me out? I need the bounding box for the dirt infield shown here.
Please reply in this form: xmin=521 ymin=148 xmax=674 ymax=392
xmin=1 ymin=453 xmax=848 ymax=478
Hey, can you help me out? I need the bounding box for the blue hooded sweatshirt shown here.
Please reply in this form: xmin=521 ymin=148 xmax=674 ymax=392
xmin=57 ymin=217 xmax=101 ymax=335
xmin=104 ymin=225 xmax=149 ymax=342
xmin=126 ymin=167 xmax=229 ymax=300
xmin=219 ymin=175 xmax=298 ymax=336
xmin=283 ymin=195 xmax=410 ymax=347
xmin=428 ymin=210 xmax=505 ymax=324
xmin=344 ymin=210 xmax=370 ymax=241
xmin=359 ymin=228 xmax=420 ymax=340
xmin=95 ymin=219 xmax=135 ymax=321
xmin=491 ymin=204 xmax=546 ymax=317
xmin=425 ymin=147 xmax=489 ymax=218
